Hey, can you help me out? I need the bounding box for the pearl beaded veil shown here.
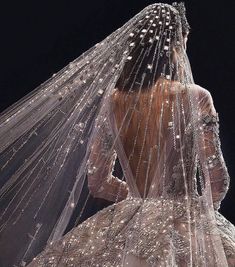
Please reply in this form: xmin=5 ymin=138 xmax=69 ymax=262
xmin=0 ymin=2 xmax=232 ymax=266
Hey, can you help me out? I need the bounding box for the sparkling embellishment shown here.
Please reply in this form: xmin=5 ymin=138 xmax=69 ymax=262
xmin=74 ymin=122 xmax=85 ymax=131
xmin=30 ymin=196 xmax=217 ymax=267
xmin=87 ymin=165 xmax=98 ymax=175
xmin=5 ymin=4 xmax=232 ymax=267
xmin=98 ymin=89 xmax=104 ymax=95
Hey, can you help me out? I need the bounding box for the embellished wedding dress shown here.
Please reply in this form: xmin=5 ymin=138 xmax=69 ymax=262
xmin=26 ymin=80 xmax=235 ymax=267
xmin=0 ymin=2 xmax=234 ymax=267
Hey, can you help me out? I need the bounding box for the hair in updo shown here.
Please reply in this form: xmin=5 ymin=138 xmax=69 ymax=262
xmin=115 ymin=2 xmax=190 ymax=92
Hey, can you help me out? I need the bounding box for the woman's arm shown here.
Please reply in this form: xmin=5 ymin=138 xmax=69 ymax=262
xmin=87 ymin=125 xmax=129 ymax=202
xmin=197 ymin=89 xmax=230 ymax=211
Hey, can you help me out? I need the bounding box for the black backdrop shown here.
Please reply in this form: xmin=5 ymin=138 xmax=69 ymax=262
xmin=0 ymin=0 xmax=234 ymax=224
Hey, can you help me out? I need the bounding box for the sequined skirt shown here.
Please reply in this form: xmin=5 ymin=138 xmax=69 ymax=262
xmin=27 ymin=196 xmax=235 ymax=267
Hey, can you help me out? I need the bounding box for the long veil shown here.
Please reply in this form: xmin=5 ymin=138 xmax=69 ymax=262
xmin=0 ymin=2 xmax=233 ymax=267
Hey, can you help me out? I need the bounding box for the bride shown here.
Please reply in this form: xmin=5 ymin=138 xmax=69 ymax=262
xmin=0 ymin=2 xmax=234 ymax=267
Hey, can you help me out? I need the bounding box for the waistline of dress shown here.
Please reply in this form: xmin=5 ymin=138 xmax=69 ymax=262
xmin=123 ymin=195 xmax=202 ymax=204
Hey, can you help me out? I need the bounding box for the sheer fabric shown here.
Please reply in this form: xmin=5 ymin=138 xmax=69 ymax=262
xmin=0 ymin=2 xmax=234 ymax=267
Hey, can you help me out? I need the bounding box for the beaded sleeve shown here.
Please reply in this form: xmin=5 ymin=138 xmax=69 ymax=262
xmin=87 ymin=124 xmax=129 ymax=202
xmin=198 ymin=90 xmax=230 ymax=211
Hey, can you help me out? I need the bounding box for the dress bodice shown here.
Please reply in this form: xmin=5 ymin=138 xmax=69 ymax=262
xmin=87 ymin=82 xmax=230 ymax=211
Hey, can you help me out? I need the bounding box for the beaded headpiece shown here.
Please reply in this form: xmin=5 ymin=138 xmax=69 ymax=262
xmin=172 ymin=2 xmax=191 ymax=34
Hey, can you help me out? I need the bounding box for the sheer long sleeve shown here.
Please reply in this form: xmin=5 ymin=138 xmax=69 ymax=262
xmin=198 ymin=89 xmax=230 ymax=211
xmin=87 ymin=124 xmax=129 ymax=202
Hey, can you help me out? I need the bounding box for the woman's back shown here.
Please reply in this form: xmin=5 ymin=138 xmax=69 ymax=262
xmin=111 ymin=78 xmax=195 ymax=198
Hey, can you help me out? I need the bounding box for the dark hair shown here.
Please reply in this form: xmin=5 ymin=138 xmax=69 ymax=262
xmin=115 ymin=3 xmax=190 ymax=92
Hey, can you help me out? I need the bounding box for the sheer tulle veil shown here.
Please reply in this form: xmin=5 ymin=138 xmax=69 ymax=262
xmin=0 ymin=2 xmax=232 ymax=266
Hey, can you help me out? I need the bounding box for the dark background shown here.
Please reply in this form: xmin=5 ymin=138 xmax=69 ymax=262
xmin=0 ymin=0 xmax=234 ymax=224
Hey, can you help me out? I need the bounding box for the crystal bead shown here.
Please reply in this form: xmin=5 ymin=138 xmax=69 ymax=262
xmin=98 ymin=89 xmax=104 ymax=95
